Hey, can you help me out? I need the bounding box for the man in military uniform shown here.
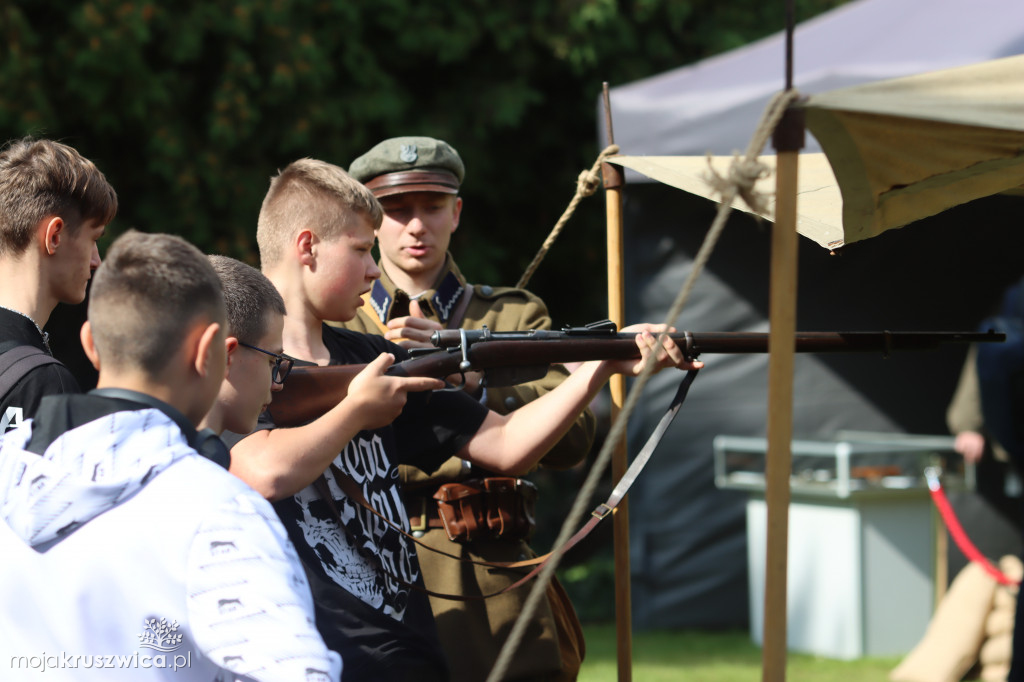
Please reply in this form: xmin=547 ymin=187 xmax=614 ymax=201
xmin=340 ymin=136 xmax=594 ymax=681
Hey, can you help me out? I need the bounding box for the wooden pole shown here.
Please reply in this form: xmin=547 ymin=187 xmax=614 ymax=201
xmin=762 ymin=5 xmax=803 ymax=678
xmin=762 ymin=126 xmax=800 ymax=682
xmin=602 ymin=82 xmax=633 ymax=682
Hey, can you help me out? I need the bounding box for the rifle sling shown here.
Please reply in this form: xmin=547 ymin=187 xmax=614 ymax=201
xmin=315 ymin=368 xmax=700 ymax=601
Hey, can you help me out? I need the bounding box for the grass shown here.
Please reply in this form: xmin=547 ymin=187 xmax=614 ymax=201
xmin=578 ymin=625 xmax=903 ymax=682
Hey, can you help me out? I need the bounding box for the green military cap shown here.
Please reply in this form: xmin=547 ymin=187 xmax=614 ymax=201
xmin=349 ymin=136 xmax=465 ymax=198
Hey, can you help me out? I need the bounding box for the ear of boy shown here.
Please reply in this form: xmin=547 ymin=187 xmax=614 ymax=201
xmin=297 ymin=229 xmax=316 ymax=266
xmin=81 ymin=318 xmax=227 ymax=426
xmin=191 ymin=320 xmax=228 ymax=422
xmin=224 ymin=337 xmax=239 ymax=366
xmin=42 ymin=216 xmax=64 ymax=255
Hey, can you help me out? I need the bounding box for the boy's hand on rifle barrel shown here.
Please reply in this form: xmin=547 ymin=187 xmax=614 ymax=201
xmin=347 ymin=352 xmax=445 ymax=430
xmin=618 ymin=324 xmax=704 ymax=376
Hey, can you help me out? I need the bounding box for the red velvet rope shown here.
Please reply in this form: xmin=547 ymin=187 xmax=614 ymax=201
xmin=926 ymin=468 xmax=1019 ymax=586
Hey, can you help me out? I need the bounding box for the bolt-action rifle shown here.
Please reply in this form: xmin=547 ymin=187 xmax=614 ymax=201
xmin=267 ymin=320 xmax=1004 ymax=427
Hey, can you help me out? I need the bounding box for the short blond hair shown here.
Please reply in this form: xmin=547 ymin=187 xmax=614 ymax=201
xmin=256 ymin=158 xmax=382 ymax=268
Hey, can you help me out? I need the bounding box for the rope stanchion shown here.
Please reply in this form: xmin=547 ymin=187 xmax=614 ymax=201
xmin=925 ymin=467 xmax=1019 ymax=586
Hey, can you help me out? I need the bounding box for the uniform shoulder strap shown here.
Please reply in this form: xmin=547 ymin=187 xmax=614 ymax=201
xmin=0 ymin=342 xmax=61 ymax=400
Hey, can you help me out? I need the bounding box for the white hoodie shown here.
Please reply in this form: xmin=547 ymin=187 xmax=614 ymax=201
xmin=0 ymin=406 xmax=341 ymax=681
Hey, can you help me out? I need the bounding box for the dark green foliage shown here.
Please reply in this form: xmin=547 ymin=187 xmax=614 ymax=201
xmin=1 ymin=0 xmax=846 ymax=323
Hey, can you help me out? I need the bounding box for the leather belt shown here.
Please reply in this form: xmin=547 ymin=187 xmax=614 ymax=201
xmin=404 ymin=476 xmax=538 ymax=541
xmin=404 ymin=495 xmax=447 ymax=533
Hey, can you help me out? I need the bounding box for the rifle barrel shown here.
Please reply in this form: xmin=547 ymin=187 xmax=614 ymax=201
xmin=429 ymin=329 xmax=1004 ymax=361
xmin=270 ymin=330 xmax=1003 ymax=427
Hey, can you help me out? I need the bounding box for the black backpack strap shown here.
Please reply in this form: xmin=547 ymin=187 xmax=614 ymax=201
xmin=0 ymin=342 xmax=61 ymax=400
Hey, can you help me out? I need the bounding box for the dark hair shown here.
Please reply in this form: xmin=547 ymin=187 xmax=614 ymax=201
xmin=208 ymin=255 xmax=286 ymax=344
xmin=89 ymin=231 xmax=225 ymax=376
xmin=0 ymin=138 xmax=118 ymax=257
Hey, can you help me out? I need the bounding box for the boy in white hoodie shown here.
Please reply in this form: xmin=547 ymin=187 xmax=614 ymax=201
xmin=0 ymin=231 xmax=340 ymax=681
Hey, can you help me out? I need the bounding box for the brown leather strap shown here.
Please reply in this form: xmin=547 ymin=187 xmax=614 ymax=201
xmin=404 ymin=495 xmax=446 ymax=531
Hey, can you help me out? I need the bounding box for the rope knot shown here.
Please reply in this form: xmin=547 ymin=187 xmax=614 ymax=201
xmin=703 ymin=152 xmax=772 ymax=217
xmin=576 ymin=143 xmax=621 ymax=197
xmin=516 ymin=143 xmax=620 ymax=289
xmin=576 ymin=168 xmax=602 ymax=197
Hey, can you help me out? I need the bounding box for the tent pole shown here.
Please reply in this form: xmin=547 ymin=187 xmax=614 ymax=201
xmin=762 ymin=95 xmax=805 ymax=681
xmin=602 ymin=82 xmax=633 ymax=682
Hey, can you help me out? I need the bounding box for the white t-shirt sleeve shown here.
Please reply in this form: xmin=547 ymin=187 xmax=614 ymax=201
xmin=186 ymin=491 xmax=341 ymax=681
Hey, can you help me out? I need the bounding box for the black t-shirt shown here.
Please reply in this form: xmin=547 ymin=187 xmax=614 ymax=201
xmin=0 ymin=308 xmax=80 ymax=433
xmin=227 ymin=326 xmax=489 ymax=681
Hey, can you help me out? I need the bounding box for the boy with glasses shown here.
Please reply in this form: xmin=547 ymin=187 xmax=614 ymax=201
xmin=201 ymin=255 xmax=294 ymax=440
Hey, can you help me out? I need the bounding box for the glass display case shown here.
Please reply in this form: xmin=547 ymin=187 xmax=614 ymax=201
xmin=714 ymin=431 xmax=964 ymax=659
xmin=714 ymin=431 xmax=967 ymax=499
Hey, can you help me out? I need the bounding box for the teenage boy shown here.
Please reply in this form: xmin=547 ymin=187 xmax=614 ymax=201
xmin=0 ymin=137 xmax=116 ymax=432
xmin=228 ymin=157 xmax=701 ymax=682
xmin=0 ymin=231 xmax=341 ymax=681
xmin=343 ymin=135 xmax=590 ymax=681
xmin=201 ymin=255 xmax=292 ymax=439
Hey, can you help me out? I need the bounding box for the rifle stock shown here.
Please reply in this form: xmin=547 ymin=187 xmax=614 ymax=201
xmin=267 ymin=328 xmax=1005 ymax=427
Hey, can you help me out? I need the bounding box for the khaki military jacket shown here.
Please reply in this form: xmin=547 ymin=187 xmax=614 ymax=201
xmin=339 ymin=255 xmax=596 ymax=485
xmin=336 ymin=254 xmax=591 ymax=681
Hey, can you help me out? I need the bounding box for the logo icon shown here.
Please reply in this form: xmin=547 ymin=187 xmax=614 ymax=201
xmin=399 ymin=144 xmax=418 ymax=163
xmin=138 ymin=618 xmax=184 ymax=652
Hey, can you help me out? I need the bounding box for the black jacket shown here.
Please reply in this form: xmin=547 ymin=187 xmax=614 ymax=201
xmin=0 ymin=307 xmax=80 ymax=433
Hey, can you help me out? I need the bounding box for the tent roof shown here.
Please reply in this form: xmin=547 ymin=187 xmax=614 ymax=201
xmin=803 ymin=54 xmax=1024 ymax=246
xmin=610 ymin=154 xmax=845 ymax=249
xmin=611 ymin=55 xmax=1024 ymax=250
xmin=605 ymin=0 xmax=1024 ymax=160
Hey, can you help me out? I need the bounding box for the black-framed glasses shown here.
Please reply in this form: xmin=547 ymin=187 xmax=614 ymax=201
xmin=238 ymin=341 xmax=295 ymax=385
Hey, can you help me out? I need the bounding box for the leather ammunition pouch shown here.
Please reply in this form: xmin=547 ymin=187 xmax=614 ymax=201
xmin=427 ymin=477 xmax=538 ymax=543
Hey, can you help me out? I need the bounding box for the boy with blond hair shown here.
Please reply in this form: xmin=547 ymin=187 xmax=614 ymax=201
xmin=228 ymin=158 xmax=700 ymax=681
xmin=0 ymin=231 xmax=341 ymax=681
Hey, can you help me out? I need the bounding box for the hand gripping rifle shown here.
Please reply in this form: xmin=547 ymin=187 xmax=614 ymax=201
xmin=267 ymin=320 xmax=1004 ymax=427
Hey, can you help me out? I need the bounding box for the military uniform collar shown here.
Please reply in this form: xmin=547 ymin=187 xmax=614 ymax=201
xmin=368 ymin=255 xmax=467 ymax=326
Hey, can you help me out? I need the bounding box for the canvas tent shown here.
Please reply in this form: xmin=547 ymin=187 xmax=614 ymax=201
xmin=603 ymin=0 xmax=1024 ymax=159
xmin=614 ymin=53 xmax=1024 ymax=250
xmin=603 ymin=0 xmax=1024 ymax=632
